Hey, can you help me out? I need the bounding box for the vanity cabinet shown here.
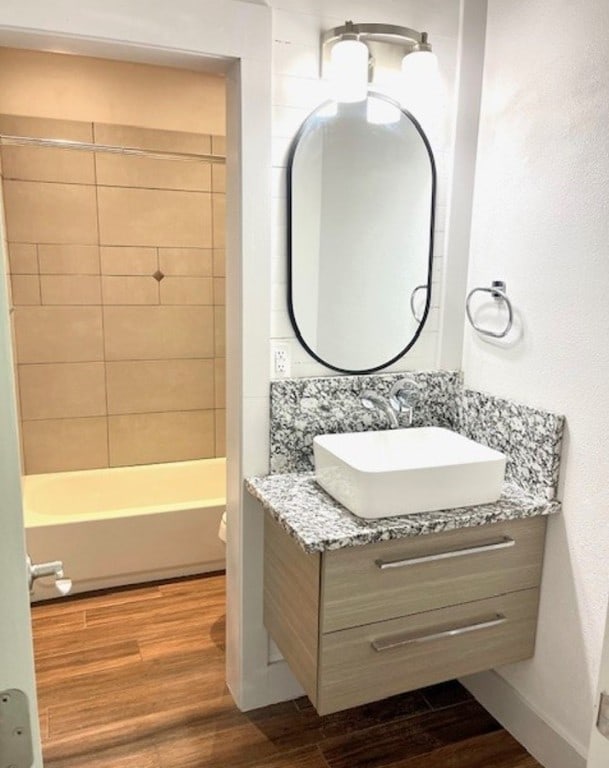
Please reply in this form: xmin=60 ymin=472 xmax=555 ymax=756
xmin=264 ymin=514 xmax=547 ymax=715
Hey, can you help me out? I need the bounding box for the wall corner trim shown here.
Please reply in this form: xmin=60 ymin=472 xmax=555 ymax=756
xmin=437 ymin=0 xmax=488 ymax=370
xmin=460 ymin=670 xmax=587 ymax=768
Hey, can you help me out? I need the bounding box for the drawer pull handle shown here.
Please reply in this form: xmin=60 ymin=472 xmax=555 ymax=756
xmin=374 ymin=536 xmax=515 ymax=570
xmin=371 ymin=613 xmax=507 ymax=652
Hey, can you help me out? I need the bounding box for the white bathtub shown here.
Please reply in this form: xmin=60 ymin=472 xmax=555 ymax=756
xmin=23 ymin=458 xmax=226 ymax=600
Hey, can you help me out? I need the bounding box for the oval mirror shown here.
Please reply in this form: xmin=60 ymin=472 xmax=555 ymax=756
xmin=288 ymin=94 xmax=436 ymax=373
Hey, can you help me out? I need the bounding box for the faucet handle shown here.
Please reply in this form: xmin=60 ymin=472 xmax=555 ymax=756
xmin=360 ymin=389 xmax=382 ymax=411
xmin=389 ymin=377 xmax=422 ymax=427
xmin=359 ymin=389 xmax=400 ymax=429
xmin=389 ymin=376 xmax=422 ymax=410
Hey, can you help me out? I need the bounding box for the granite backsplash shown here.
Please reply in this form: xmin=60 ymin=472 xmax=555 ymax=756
xmin=269 ymin=372 xmax=564 ymax=499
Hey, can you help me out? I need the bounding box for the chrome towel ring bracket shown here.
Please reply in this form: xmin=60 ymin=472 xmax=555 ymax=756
xmin=409 ymin=284 xmax=427 ymax=323
xmin=465 ymin=280 xmax=514 ymax=339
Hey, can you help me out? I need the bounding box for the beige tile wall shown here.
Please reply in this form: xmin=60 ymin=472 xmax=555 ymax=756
xmin=0 ymin=49 xmax=225 ymax=136
xmin=1 ymin=114 xmax=226 ymax=474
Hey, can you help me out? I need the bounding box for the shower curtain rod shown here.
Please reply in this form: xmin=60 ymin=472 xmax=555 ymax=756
xmin=0 ymin=134 xmax=226 ymax=164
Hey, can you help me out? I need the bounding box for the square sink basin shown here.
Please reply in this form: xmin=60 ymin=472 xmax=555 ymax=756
xmin=314 ymin=427 xmax=506 ymax=519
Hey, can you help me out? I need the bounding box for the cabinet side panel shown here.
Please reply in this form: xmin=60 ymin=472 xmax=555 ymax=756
xmin=264 ymin=514 xmax=321 ymax=703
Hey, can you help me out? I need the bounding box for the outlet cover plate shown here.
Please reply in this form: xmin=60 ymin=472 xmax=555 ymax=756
xmin=271 ymin=342 xmax=291 ymax=378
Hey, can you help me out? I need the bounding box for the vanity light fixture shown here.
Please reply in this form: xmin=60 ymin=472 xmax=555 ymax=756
xmin=321 ymin=21 xmax=438 ymax=105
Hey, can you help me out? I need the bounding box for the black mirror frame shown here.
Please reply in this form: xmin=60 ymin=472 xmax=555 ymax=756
xmin=286 ymin=93 xmax=437 ymax=375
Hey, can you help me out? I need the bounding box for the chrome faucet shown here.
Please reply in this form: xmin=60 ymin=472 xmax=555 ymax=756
xmin=389 ymin=376 xmax=421 ymax=427
xmin=360 ymin=389 xmax=400 ymax=428
xmin=359 ymin=376 xmax=421 ymax=429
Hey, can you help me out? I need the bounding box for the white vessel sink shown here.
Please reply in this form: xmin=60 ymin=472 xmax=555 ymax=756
xmin=314 ymin=427 xmax=506 ymax=519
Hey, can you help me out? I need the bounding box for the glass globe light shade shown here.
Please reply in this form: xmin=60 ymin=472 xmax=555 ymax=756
xmin=330 ymin=38 xmax=369 ymax=103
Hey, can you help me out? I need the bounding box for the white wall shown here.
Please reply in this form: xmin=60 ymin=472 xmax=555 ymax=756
xmin=462 ymin=0 xmax=609 ymax=758
xmin=269 ymin=0 xmax=462 ymax=376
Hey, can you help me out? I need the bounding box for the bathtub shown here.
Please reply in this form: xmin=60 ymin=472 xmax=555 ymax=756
xmin=23 ymin=458 xmax=226 ymax=600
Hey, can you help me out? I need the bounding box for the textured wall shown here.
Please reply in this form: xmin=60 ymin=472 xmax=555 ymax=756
xmin=462 ymin=0 xmax=609 ymax=755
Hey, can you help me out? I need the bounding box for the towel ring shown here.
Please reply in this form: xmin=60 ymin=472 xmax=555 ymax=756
xmin=466 ymin=280 xmax=513 ymax=339
xmin=409 ymin=284 xmax=427 ymax=323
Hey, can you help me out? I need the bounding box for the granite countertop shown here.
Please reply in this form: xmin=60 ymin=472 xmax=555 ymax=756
xmin=245 ymin=473 xmax=561 ymax=554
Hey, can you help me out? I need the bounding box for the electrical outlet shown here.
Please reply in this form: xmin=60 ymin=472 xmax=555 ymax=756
xmin=272 ymin=342 xmax=291 ymax=377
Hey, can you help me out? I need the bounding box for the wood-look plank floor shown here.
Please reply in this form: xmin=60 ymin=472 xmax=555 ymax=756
xmin=31 ymin=573 xmax=540 ymax=768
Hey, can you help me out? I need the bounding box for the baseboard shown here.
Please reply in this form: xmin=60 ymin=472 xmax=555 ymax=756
xmin=229 ymin=658 xmax=304 ymax=712
xmin=461 ymin=671 xmax=587 ymax=768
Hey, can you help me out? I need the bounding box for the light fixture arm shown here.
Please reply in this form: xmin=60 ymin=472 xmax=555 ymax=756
xmin=413 ymin=31 xmax=433 ymax=53
xmin=321 ymin=22 xmax=425 ymax=48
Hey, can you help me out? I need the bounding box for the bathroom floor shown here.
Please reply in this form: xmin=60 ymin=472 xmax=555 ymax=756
xmin=31 ymin=573 xmax=540 ymax=768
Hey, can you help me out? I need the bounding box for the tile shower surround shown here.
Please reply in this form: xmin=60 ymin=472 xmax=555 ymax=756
xmin=269 ymin=372 xmax=564 ymax=501
xmin=1 ymin=114 xmax=225 ymax=473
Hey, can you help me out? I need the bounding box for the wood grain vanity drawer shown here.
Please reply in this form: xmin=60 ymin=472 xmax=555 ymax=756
xmin=321 ymin=517 xmax=546 ymax=632
xmin=317 ymin=588 xmax=539 ymax=715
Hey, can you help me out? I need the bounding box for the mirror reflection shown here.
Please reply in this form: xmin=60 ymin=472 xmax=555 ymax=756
xmin=288 ymin=94 xmax=436 ymax=373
